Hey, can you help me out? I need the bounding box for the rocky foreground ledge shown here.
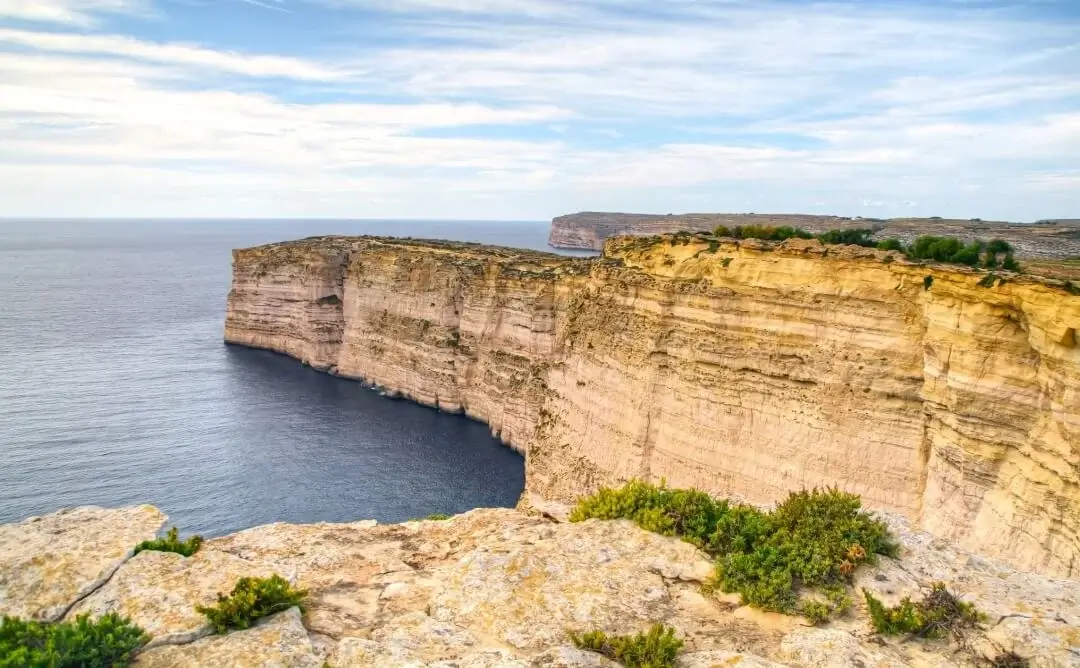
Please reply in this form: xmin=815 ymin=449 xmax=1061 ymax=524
xmin=1 ymin=504 xmax=1078 ymax=667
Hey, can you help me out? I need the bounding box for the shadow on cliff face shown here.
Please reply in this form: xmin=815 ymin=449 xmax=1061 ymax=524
xmin=185 ymin=346 xmax=526 ymax=534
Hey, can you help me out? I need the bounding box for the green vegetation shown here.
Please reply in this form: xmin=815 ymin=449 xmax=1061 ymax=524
xmin=420 ymin=513 xmax=451 ymax=521
xmin=876 ymin=238 xmax=904 ymax=252
xmin=196 ymin=575 xmax=307 ymax=634
xmin=907 ymin=236 xmax=1019 ymax=271
xmin=570 ymin=624 xmax=683 ymax=668
xmin=924 ymin=275 xmax=934 ymax=291
xmin=712 ymin=225 xmax=813 ymax=241
xmin=0 ymin=613 xmax=148 ymax=668
xmin=570 ymin=481 xmax=896 ymax=617
xmin=814 ymin=228 xmax=875 ymax=247
xmin=863 ymin=583 xmax=982 ymax=639
xmin=133 ymin=527 xmax=203 ymax=558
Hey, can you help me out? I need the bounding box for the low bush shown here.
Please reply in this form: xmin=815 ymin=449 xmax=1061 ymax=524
xmin=423 ymin=513 xmax=451 ymax=521
xmin=877 ymin=238 xmax=904 ymax=252
xmin=571 ymin=624 xmax=683 ymax=668
xmin=864 ymin=583 xmax=982 ymax=639
xmin=0 ymin=613 xmax=148 ymax=668
xmin=815 ymin=228 xmax=876 ymax=247
xmin=713 ymin=225 xmax=813 ymax=241
xmin=571 ymin=482 xmax=896 ymax=617
xmin=196 ymin=575 xmax=307 ymax=634
xmin=134 ymin=527 xmax=203 ymax=557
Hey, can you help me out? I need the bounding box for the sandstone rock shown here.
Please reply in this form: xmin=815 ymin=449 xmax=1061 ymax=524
xmin=225 ymin=234 xmax=1080 ymax=578
xmin=134 ymin=607 xmax=320 ymax=667
xmin=69 ymin=548 xmax=282 ymax=646
xmin=0 ymin=505 xmax=165 ymax=621
xmin=678 ymin=649 xmax=791 ymax=668
xmin=427 ymin=518 xmax=714 ymax=652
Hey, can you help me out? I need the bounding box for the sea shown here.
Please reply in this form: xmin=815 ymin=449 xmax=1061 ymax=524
xmin=0 ymin=219 xmax=585 ymax=536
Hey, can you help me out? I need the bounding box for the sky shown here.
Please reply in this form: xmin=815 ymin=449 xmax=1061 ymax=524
xmin=0 ymin=0 xmax=1078 ymax=221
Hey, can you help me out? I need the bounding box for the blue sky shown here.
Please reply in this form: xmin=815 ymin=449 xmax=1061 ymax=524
xmin=1 ymin=0 xmax=1078 ymax=220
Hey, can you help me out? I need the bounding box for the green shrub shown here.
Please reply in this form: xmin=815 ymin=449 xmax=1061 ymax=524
xmin=196 ymin=575 xmax=307 ymax=634
xmin=864 ymin=583 xmax=982 ymax=639
xmin=424 ymin=513 xmax=451 ymax=521
xmin=0 ymin=613 xmax=148 ymax=668
xmin=799 ymin=601 xmax=832 ymax=625
xmin=1001 ymin=255 xmax=1021 ymax=272
xmin=977 ymin=273 xmax=998 ymax=288
xmin=716 ymin=488 xmax=896 ymax=613
xmin=713 ymin=225 xmax=813 ymax=241
xmin=571 ymin=482 xmax=895 ymax=618
xmin=876 ymin=238 xmax=904 ymax=252
xmin=815 ymin=228 xmax=875 ymax=247
xmin=134 ymin=527 xmax=203 ymax=558
xmin=571 ymin=624 xmax=683 ymax=668
xmin=570 ymin=480 xmax=730 ymax=549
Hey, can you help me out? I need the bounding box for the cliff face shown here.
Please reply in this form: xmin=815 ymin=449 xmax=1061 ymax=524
xmin=225 ymin=234 xmax=1080 ymax=579
xmin=549 ymin=211 xmax=1080 ymax=258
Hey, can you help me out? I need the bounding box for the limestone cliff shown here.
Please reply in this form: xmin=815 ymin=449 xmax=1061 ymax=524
xmin=2 ymin=504 xmax=1079 ymax=666
xmin=224 ymin=234 xmax=1080 ymax=579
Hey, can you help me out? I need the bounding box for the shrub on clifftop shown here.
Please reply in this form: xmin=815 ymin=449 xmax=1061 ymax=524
xmin=133 ymin=527 xmax=203 ymax=557
xmin=571 ymin=482 xmax=897 ymax=618
xmin=0 ymin=613 xmax=148 ymax=667
xmin=196 ymin=574 xmax=307 ymax=634
xmin=571 ymin=624 xmax=683 ymax=668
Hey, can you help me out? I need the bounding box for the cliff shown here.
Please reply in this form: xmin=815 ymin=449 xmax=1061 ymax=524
xmin=2 ymin=504 xmax=1078 ymax=666
xmin=548 ymin=212 xmax=1080 ymax=258
xmin=224 ymin=234 xmax=1080 ymax=580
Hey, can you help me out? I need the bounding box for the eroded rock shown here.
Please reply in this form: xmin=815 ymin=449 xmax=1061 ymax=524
xmin=134 ymin=607 xmax=320 ymax=667
xmin=0 ymin=505 xmax=165 ymax=621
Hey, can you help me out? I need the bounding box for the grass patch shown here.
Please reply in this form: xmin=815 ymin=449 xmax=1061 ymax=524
xmin=196 ymin=575 xmax=307 ymax=634
xmin=134 ymin=527 xmax=203 ymax=558
xmin=864 ymin=583 xmax=982 ymax=639
xmin=412 ymin=513 xmax=451 ymax=521
xmin=571 ymin=624 xmax=683 ymax=668
xmin=0 ymin=613 xmax=148 ymax=668
xmin=570 ymin=481 xmax=896 ymax=617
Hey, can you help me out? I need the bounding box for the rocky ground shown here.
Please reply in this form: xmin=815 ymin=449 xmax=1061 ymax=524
xmin=0 ymin=502 xmax=1077 ymax=667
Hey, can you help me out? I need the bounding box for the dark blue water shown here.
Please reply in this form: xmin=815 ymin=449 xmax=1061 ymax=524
xmin=0 ymin=219 xmax=580 ymax=536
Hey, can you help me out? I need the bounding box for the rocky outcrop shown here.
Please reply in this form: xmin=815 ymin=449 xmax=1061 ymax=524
xmin=3 ymin=506 xmax=1079 ymax=667
xmin=548 ymin=212 xmax=1080 ymax=258
xmin=0 ymin=505 xmax=165 ymax=621
xmin=224 ymin=234 xmax=1080 ymax=579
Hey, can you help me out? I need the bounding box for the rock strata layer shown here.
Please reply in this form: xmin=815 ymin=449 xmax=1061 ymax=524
xmin=2 ymin=506 xmax=1079 ymax=667
xmin=224 ymin=234 xmax=1080 ymax=579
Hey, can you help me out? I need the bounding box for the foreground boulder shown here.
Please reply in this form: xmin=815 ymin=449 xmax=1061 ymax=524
xmin=1 ymin=505 xmax=1078 ymax=666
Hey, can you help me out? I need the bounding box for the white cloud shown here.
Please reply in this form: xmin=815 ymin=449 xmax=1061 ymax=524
xmin=0 ymin=0 xmax=1078 ymax=219
xmin=0 ymin=0 xmax=143 ymax=25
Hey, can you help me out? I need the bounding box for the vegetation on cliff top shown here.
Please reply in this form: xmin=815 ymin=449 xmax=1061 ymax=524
xmin=0 ymin=613 xmax=148 ymax=668
xmin=133 ymin=527 xmax=203 ymax=558
xmin=196 ymin=574 xmax=307 ymax=634
xmin=571 ymin=623 xmax=684 ymax=668
xmin=864 ymin=583 xmax=983 ymax=640
xmin=705 ymin=224 xmax=1022 ymax=271
xmin=570 ymin=481 xmax=896 ymax=619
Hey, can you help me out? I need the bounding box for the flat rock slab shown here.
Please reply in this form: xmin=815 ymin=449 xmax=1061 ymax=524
xmin=70 ymin=548 xmax=283 ymax=647
xmin=0 ymin=505 xmax=166 ymax=621
xmin=134 ymin=607 xmax=321 ymax=667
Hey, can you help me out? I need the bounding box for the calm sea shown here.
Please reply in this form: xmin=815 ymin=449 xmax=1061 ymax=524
xmin=0 ymin=219 xmax=579 ymax=536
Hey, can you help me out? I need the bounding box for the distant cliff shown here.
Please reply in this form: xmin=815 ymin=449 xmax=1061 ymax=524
xmin=225 ymin=234 xmax=1080 ymax=579
xmin=549 ymin=211 xmax=1080 ymax=259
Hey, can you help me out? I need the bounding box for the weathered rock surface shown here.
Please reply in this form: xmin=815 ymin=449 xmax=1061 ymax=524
xmin=224 ymin=234 xmax=1080 ymax=579
xmin=134 ymin=608 xmax=321 ymax=667
xmin=548 ymin=211 xmax=1080 ymax=258
xmin=4 ymin=505 xmax=1078 ymax=667
xmin=0 ymin=505 xmax=165 ymax=621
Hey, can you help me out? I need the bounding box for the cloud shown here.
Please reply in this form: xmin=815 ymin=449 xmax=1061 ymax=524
xmin=0 ymin=0 xmax=1078 ymax=219
xmin=0 ymin=0 xmax=144 ymax=25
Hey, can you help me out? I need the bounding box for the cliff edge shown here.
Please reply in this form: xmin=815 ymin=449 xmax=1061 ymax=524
xmin=224 ymin=234 xmax=1080 ymax=579
xmin=2 ymin=504 xmax=1078 ymax=666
